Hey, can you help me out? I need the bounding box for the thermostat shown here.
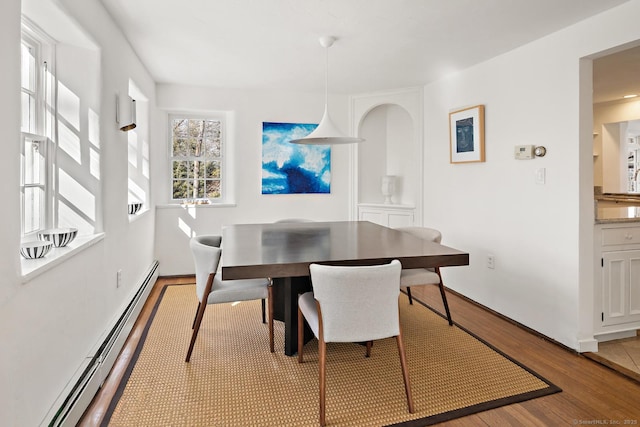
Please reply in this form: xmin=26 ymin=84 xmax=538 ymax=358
xmin=514 ymin=145 xmax=535 ymax=160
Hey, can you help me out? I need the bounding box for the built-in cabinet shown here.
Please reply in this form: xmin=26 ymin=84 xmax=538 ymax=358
xmin=595 ymin=223 xmax=640 ymax=337
xmin=358 ymin=203 xmax=414 ymax=228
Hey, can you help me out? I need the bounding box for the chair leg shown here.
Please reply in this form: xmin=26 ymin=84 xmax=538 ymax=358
xmin=319 ymin=338 xmax=327 ymax=427
xmin=365 ymin=341 xmax=372 ymax=358
xmin=436 ymin=269 xmax=453 ymax=326
xmin=396 ymin=327 xmax=415 ymax=414
xmin=406 ymin=286 xmax=413 ymax=305
xmin=186 ymin=273 xmax=215 ymax=363
xmin=297 ymin=306 xmax=304 ymax=363
xmin=186 ymin=298 xmax=208 ymax=362
xmin=268 ymin=286 xmax=274 ymax=353
xmin=191 ymin=302 xmax=200 ymax=329
xmin=261 ymin=298 xmax=266 ymax=324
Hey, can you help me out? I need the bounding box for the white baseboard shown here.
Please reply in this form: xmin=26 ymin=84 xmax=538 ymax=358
xmin=41 ymin=260 xmax=159 ymax=427
xmin=577 ymin=338 xmax=599 ymax=353
xmin=595 ymin=329 xmax=637 ymax=343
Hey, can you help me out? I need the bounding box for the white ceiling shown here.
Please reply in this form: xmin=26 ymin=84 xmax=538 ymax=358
xmin=98 ymin=0 xmax=631 ymax=95
xmin=593 ymin=44 xmax=640 ymax=104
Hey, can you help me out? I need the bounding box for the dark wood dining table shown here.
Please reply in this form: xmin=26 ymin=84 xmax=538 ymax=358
xmin=221 ymin=220 xmax=469 ymax=356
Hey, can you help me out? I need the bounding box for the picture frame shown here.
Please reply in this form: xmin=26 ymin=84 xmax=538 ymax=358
xmin=449 ymin=105 xmax=485 ymax=164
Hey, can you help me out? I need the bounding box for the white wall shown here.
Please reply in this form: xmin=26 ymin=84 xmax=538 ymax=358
xmin=357 ymin=104 xmax=414 ymax=205
xmin=358 ymin=106 xmax=387 ymax=203
xmin=423 ymin=0 xmax=640 ymax=350
xmin=0 ymin=0 xmax=157 ymax=424
xmin=153 ymin=84 xmax=353 ymax=275
xmin=386 ymin=105 xmax=414 ymax=205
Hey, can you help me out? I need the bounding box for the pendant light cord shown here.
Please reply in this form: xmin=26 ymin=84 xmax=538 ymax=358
xmin=323 ymin=44 xmax=329 ymax=110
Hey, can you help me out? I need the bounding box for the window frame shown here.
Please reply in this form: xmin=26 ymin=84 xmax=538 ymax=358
xmin=20 ymin=19 xmax=56 ymax=238
xmin=168 ymin=113 xmax=227 ymax=204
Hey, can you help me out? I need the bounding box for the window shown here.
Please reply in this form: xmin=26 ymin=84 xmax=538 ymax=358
xmin=169 ymin=116 xmax=224 ymax=202
xmin=20 ymin=20 xmax=54 ymax=237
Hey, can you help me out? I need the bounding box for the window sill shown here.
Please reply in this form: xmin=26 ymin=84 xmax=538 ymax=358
xmin=156 ymin=202 xmax=237 ymax=209
xmin=21 ymin=233 xmax=105 ymax=283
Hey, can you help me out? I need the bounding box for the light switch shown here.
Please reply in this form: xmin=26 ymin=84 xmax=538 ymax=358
xmin=535 ymin=168 xmax=546 ymax=185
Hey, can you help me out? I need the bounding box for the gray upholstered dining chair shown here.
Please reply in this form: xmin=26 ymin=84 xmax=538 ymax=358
xmin=396 ymin=227 xmax=453 ymax=325
xmin=297 ymin=260 xmax=414 ymax=426
xmin=186 ymin=235 xmax=274 ymax=362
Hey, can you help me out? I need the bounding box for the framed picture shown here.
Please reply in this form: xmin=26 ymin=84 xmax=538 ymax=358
xmin=261 ymin=122 xmax=331 ymax=194
xmin=449 ymin=105 xmax=485 ymax=163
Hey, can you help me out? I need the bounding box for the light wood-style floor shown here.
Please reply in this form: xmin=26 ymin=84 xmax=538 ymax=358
xmin=585 ymin=331 xmax=640 ymax=383
xmin=79 ymin=277 xmax=640 ymax=426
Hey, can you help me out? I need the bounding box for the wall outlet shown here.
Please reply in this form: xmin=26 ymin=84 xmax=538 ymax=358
xmin=487 ymin=255 xmax=495 ymax=269
xmin=117 ymin=269 xmax=122 ymax=288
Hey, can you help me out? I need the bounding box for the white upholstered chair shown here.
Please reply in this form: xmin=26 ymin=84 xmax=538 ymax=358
xmin=297 ymin=260 xmax=414 ymax=426
xmin=396 ymin=227 xmax=453 ymax=326
xmin=186 ymin=235 xmax=274 ymax=362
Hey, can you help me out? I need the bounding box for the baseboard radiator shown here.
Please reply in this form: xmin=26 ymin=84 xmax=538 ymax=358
xmin=42 ymin=260 xmax=159 ymax=427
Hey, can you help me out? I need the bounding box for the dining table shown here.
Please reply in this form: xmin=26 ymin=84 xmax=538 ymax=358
xmin=221 ymin=220 xmax=469 ymax=356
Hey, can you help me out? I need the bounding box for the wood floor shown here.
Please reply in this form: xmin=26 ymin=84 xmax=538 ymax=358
xmin=584 ymin=332 xmax=640 ymax=383
xmin=79 ymin=277 xmax=640 ymax=426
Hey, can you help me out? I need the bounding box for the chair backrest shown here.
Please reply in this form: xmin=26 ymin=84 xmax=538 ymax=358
xmin=397 ymin=227 xmax=442 ymax=244
xmin=190 ymin=235 xmax=222 ymax=302
xmin=309 ymin=260 xmax=402 ymax=343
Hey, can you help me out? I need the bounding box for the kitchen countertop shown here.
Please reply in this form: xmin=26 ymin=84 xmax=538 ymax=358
xmin=596 ymin=193 xmax=640 ymax=203
xmin=595 ymin=193 xmax=640 ymax=223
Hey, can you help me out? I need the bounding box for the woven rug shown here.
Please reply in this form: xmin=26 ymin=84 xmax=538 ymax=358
xmin=103 ymin=284 xmax=560 ymax=426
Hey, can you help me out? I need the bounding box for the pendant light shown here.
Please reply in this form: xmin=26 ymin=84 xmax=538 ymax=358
xmin=290 ymin=36 xmax=364 ymax=145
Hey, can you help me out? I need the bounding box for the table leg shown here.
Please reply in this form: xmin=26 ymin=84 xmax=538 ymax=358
xmin=272 ymin=276 xmax=313 ymax=356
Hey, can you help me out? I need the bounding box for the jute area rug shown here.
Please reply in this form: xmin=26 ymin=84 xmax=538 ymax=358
xmin=103 ymin=284 xmax=560 ymax=426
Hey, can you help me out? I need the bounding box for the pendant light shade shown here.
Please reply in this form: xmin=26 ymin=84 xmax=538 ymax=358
xmin=290 ymin=36 xmax=364 ymax=145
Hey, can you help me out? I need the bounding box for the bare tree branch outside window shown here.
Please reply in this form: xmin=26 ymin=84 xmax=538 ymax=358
xmin=171 ymin=117 xmax=222 ymax=202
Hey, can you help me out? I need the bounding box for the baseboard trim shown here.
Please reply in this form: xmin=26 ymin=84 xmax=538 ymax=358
xmin=42 ymin=260 xmax=159 ymax=427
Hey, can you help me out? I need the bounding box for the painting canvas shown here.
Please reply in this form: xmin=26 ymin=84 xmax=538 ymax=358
xmin=262 ymin=122 xmax=331 ymax=194
xmin=449 ymin=105 xmax=485 ymax=163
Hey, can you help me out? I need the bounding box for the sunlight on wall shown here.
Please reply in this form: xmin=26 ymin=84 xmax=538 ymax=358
xmin=90 ymin=147 xmax=100 ymax=180
xmin=57 ymin=81 xmax=80 ymax=130
xmin=127 ymin=79 xmax=149 ymax=210
xmin=58 ymin=199 xmax=94 ymax=234
xmin=178 ymin=217 xmax=193 ymax=237
xmin=127 ymin=130 xmax=137 ymax=167
xmin=142 ymin=138 xmax=150 ymax=179
xmin=58 ymin=82 xmax=82 ymax=164
xmin=58 ymin=169 xmax=95 ymax=222
xmin=89 ymin=108 xmax=100 ymax=179
xmin=185 ymin=205 xmax=197 ymax=219
xmin=127 ymin=178 xmax=144 ymax=204
xmin=58 ymin=119 xmax=81 ymax=164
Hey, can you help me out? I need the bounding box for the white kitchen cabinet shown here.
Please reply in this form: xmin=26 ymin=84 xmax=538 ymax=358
xmin=358 ymin=203 xmax=415 ymax=228
xmin=601 ymin=250 xmax=640 ymax=326
xmin=596 ymin=224 xmax=640 ymax=333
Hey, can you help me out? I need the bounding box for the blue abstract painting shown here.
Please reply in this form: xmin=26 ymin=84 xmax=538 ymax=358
xmin=261 ymin=122 xmax=331 ymax=194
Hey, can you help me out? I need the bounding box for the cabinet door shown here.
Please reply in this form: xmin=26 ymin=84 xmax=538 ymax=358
xmin=602 ymin=250 xmax=640 ymax=326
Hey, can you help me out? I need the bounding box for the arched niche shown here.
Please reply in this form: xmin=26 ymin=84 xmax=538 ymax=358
xmin=350 ymin=88 xmax=423 ymax=227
